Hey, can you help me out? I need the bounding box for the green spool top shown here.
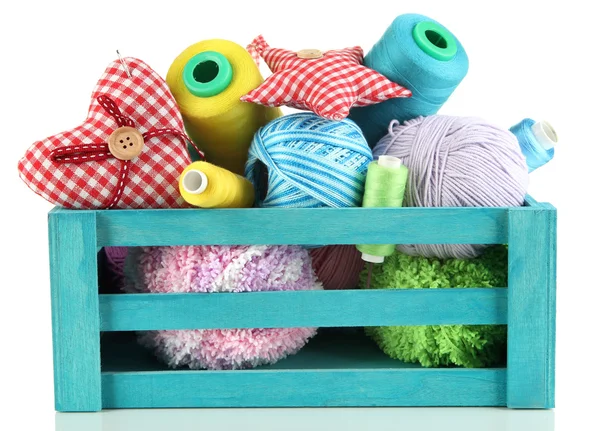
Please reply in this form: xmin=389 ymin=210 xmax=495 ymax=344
xmin=412 ymin=21 xmax=458 ymax=61
xmin=183 ymin=51 xmax=233 ymax=97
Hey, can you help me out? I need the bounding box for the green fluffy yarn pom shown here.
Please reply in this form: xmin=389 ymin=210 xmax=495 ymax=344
xmin=360 ymin=246 xmax=508 ymax=368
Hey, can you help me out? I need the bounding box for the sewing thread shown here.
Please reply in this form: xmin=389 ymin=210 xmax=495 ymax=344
xmin=180 ymin=161 xmax=255 ymax=208
xmin=356 ymin=156 xmax=408 ymax=263
xmin=167 ymin=39 xmax=281 ymax=174
xmin=349 ymin=14 xmax=469 ymax=146
xmin=510 ymin=118 xmax=557 ymax=173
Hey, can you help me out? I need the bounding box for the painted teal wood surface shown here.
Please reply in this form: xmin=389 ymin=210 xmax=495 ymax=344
xmin=49 ymin=211 xmax=102 ymax=412
xmin=524 ymin=194 xmax=539 ymax=206
xmin=101 ymin=368 xmax=506 ymax=408
xmin=507 ymin=204 xmax=556 ymax=408
xmin=47 ymin=199 xmax=556 ymax=411
xmin=99 ymin=288 xmax=508 ymax=331
xmin=100 ymin=330 xmax=506 ymax=407
xmin=89 ymin=206 xmax=508 ymax=246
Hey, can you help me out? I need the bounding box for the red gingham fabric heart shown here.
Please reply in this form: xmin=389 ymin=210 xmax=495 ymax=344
xmin=241 ymin=35 xmax=412 ymax=121
xmin=18 ymin=58 xmax=202 ymax=209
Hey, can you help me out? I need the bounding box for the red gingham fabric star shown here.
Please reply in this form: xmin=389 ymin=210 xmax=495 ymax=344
xmin=18 ymin=58 xmax=203 ymax=209
xmin=241 ymin=35 xmax=412 ymax=121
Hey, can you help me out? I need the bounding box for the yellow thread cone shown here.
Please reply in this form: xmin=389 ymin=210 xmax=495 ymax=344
xmin=179 ymin=161 xmax=255 ymax=208
xmin=167 ymin=39 xmax=281 ymax=175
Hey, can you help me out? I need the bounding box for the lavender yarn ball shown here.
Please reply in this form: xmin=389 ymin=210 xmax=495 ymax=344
xmin=125 ymin=245 xmax=321 ymax=370
xmin=373 ymin=115 xmax=529 ymax=259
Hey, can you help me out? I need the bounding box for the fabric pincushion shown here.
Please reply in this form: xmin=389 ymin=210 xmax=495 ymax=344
xmin=18 ymin=57 xmax=203 ymax=209
xmin=124 ymin=245 xmax=322 ymax=370
xmin=241 ymin=35 xmax=412 ymax=120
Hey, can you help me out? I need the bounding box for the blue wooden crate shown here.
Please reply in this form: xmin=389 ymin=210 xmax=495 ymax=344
xmin=48 ymin=195 xmax=556 ymax=412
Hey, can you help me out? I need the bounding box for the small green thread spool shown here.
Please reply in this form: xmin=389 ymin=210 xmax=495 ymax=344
xmin=357 ymin=155 xmax=409 ymax=263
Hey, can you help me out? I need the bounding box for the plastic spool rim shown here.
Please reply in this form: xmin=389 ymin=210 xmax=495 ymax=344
xmin=182 ymin=169 xmax=209 ymax=195
xmin=377 ymin=155 xmax=403 ymax=169
xmin=361 ymin=253 xmax=385 ymax=264
xmin=532 ymin=121 xmax=558 ymax=150
xmin=183 ymin=51 xmax=233 ymax=97
xmin=412 ymin=21 xmax=458 ymax=61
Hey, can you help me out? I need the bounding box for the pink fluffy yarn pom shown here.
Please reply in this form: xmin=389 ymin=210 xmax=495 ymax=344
xmin=125 ymin=245 xmax=322 ymax=370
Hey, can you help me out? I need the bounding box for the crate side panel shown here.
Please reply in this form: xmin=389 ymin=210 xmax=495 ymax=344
xmin=524 ymin=195 xmax=540 ymax=207
xmin=49 ymin=211 xmax=102 ymax=412
xmin=99 ymin=289 xmax=508 ymax=331
xmin=101 ymin=368 xmax=506 ymax=408
xmin=96 ymin=207 xmax=508 ymax=246
xmin=100 ymin=329 xmax=507 ymax=407
xmin=507 ymin=205 xmax=556 ymax=408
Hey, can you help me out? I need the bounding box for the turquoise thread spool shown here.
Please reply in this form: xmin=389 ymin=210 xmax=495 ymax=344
xmin=510 ymin=119 xmax=557 ymax=173
xmin=357 ymin=155 xmax=409 ymax=263
xmin=349 ymin=14 xmax=469 ymax=146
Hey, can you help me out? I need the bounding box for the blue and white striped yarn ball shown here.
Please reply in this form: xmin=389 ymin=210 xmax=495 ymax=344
xmin=245 ymin=113 xmax=373 ymax=208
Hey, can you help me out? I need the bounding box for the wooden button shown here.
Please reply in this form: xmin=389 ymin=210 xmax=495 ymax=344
xmin=108 ymin=127 xmax=144 ymax=161
xmin=297 ymin=49 xmax=323 ymax=59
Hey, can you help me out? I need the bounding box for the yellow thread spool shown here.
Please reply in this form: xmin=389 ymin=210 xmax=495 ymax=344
xmin=167 ymin=39 xmax=281 ymax=175
xmin=179 ymin=161 xmax=255 ymax=208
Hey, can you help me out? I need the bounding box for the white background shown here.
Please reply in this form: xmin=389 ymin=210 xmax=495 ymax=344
xmin=0 ymin=1 xmax=597 ymax=429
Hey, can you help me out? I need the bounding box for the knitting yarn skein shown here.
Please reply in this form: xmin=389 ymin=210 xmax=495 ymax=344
xmin=125 ymin=245 xmax=321 ymax=370
xmin=373 ymin=116 xmax=529 ymax=258
xmin=102 ymin=246 xmax=128 ymax=291
xmin=245 ymin=113 xmax=373 ymax=208
xmin=309 ymin=245 xmax=365 ymax=290
xmin=361 ymin=246 xmax=508 ymax=368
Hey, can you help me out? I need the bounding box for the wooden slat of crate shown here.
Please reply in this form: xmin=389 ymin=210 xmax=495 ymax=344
xmin=99 ymin=288 xmax=508 ymax=331
xmin=90 ymin=207 xmax=509 ymax=246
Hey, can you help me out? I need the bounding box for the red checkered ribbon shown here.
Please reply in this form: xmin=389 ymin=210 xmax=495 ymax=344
xmin=49 ymin=95 xmax=203 ymax=209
